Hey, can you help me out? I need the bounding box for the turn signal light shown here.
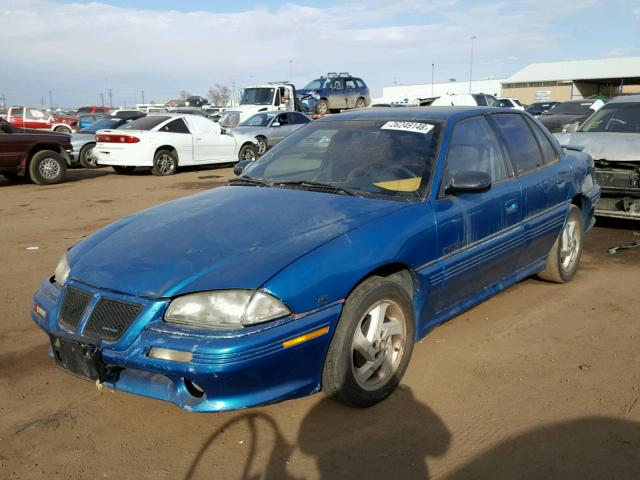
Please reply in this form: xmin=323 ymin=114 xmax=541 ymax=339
xmin=96 ymin=134 xmax=140 ymax=143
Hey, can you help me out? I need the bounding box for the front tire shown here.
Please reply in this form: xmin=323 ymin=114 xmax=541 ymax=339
xmin=151 ymin=149 xmax=178 ymax=176
xmin=238 ymin=143 xmax=257 ymax=162
xmin=316 ymin=99 xmax=329 ymax=115
xmin=79 ymin=143 xmax=98 ymax=168
xmin=255 ymin=136 xmax=268 ymax=155
xmin=537 ymin=204 xmax=583 ymax=283
xmin=322 ymin=276 xmax=415 ymax=408
xmin=28 ymin=150 xmax=67 ymax=185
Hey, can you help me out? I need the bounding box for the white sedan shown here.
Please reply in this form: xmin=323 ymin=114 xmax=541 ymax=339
xmin=94 ymin=114 xmax=258 ymax=176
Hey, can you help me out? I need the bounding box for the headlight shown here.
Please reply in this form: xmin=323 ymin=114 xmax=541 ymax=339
xmin=164 ymin=290 xmax=290 ymax=329
xmin=54 ymin=252 xmax=70 ymax=285
xmin=562 ymin=122 xmax=580 ymax=133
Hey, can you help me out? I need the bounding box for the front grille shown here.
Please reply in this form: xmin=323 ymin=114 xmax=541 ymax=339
xmin=59 ymin=287 xmax=93 ymax=331
xmin=83 ymin=298 xmax=142 ymax=341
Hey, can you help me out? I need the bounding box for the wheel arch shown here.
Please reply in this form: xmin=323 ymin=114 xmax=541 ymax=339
xmin=155 ymin=145 xmax=178 ymax=164
xmin=571 ymin=194 xmax=590 ymax=230
xmin=348 ymin=262 xmax=417 ymax=302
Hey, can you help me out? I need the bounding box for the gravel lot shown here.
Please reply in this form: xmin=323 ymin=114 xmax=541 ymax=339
xmin=1 ymin=167 xmax=639 ymax=479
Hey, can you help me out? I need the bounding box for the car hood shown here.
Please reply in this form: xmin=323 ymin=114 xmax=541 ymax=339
xmin=553 ymin=132 xmax=640 ymax=162
xmin=538 ymin=113 xmax=589 ymax=125
xmin=68 ymin=186 xmax=408 ymax=299
xmin=230 ymin=126 xmax=266 ymax=135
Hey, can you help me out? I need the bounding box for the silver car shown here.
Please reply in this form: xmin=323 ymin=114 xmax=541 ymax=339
xmin=230 ymin=112 xmax=311 ymax=155
xmin=554 ymin=94 xmax=640 ymax=220
xmin=70 ymin=114 xmax=145 ymax=168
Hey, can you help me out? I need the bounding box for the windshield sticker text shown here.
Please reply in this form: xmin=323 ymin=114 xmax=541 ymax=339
xmin=381 ymin=121 xmax=434 ymax=134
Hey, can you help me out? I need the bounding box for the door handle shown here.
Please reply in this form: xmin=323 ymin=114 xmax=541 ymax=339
xmin=505 ymin=199 xmax=519 ymax=214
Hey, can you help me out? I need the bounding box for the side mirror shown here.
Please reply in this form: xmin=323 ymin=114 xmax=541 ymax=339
xmin=233 ymin=159 xmax=253 ymax=176
xmin=272 ymin=122 xmax=280 ymax=127
xmin=447 ymin=171 xmax=492 ymax=194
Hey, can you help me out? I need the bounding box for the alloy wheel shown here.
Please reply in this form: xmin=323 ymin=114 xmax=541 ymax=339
xmin=39 ymin=157 xmax=61 ymax=179
xmin=560 ymin=219 xmax=579 ymax=271
xmin=351 ymin=300 xmax=407 ymax=391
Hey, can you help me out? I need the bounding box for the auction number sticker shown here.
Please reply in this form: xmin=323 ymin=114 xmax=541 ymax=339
xmin=381 ymin=121 xmax=434 ymax=134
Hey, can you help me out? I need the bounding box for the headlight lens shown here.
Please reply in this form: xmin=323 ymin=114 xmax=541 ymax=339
xmin=54 ymin=252 xmax=70 ymax=285
xmin=164 ymin=290 xmax=290 ymax=329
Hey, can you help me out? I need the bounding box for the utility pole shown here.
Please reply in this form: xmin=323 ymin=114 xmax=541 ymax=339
xmin=141 ymin=89 xmax=145 ymax=104
xmin=48 ymin=90 xmax=53 ymax=109
xmin=469 ymin=36 xmax=477 ymax=93
xmin=431 ymin=64 xmax=435 ymax=96
xmin=289 ymin=59 xmax=293 ymax=81
xmin=108 ymin=88 xmax=113 ymax=107
xmin=100 ymin=93 xmax=105 ymax=106
xmin=0 ymin=93 xmax=6 ymax=108
xmin=232 ymin=79 xmax=236 ymax=107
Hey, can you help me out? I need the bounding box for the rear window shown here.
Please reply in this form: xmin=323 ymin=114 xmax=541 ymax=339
xmin=79 ymin=117 xmax=122 ymax=133
xmin=120 ymin=116 xmax=170 ymax=131
xmin=549 ymin=102 xmax=594 ymax=115
xmin=491 ymin=113 xmax=544 ymax=175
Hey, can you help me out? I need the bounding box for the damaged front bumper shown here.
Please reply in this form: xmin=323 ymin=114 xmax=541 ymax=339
xmin=31 ymin=278 xmax=341 ymax=412
xmin=594 ymin=162 xmax=640 ymax=220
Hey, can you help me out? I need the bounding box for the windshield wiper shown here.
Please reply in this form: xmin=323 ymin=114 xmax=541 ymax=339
xmin=228 ymin=177 xmax=271 ymax=187
xmin=273 ymin=181 xmax=355 ymax=196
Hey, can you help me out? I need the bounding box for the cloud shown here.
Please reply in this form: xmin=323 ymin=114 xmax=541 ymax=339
xmin=0 ymin=0 xmax=612 ymax=106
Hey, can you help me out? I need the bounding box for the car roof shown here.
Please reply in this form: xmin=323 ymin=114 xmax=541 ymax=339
xmin=315 ymin=106 xmax=508 ymax=123
xmin=609 ymin=94 xmax=640 ymax=104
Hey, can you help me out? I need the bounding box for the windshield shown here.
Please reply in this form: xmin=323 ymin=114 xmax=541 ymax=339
xmin=241 ymin=120 xmax=440 ymax=201
xmin=240 ymin=113 xmax=276 ymax=127
xmin=580 ymin=102 xmax=640 ymax=133
xmin=547 ymin=101 xmax=594 ymax=115
xmin=119 ymin=116 xmax=170 ymax=130
xmin=302 ymin=79 xmax=331 ymax=91
xmin=240 ymin=88 xmax=275 ymax=105
xmin=79 ymin=117 xmax=122 ymax=133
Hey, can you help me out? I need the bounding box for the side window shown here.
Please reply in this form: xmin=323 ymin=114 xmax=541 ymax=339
xmin=355 ymin=79 xmax=365 ymax=88
xmin=277 ymin=113 xmax=289 ymax=125
xmin=441 ymin=116 xmax=510 ymax=195
xmin=27 ymin=109 xmax=47 ymax=120
xmin=525 ymin=116 xmax=559 ymax=164
xmin=345 ymin=79 xmax=356 ymax=88
xmin=491 ymin=114 xmax=544 ymax=175
xmin=288 ymin=113 xmax=310 ymax=124
xmin=161 ymin=119 xmax=190 ymax=134
xmin=333 ymin=79 xmax=344 ymax=90
xmin=473 ymin=94 xmax=487 ymax=106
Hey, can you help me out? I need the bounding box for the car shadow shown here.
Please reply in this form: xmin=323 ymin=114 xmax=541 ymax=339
xmin=184 ymin=387 xmax=451 ymax=480
xmin=445 ymin=416 xmax=640 ymax=480
xmin=183 ymin=388 xmax=640 ymax=479
xmin=0 ymin=168 xmax=110 ymax=187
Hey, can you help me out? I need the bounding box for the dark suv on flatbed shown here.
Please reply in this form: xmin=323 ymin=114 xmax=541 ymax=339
xmin=0 ymin=118 xmax=72 ymax=185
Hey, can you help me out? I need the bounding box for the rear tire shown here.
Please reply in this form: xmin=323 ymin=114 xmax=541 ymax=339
xmin=54 ymin=125 xmax=72 ymax=134
xmin=537 ymin=205 xmax=583 ymax=283
xmin=79 ymin=143 xmax=98 ymax=168
xmin=238 ymin=143 xmax=257 ymax=162
xmin=322 ymin=276 xmax=415 ymax=408
xmin=112 ymin=166 xmax=135 ymax=175
xmin=151 ymin=149 xmax=178 ymax=176
xmin=28 ymin=150 xmax=66 ymax=185
xmin=355 ymin=97 xmax=367 ymax=108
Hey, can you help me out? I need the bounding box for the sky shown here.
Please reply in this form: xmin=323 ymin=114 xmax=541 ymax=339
xmin=1 ymin=0 xmax=639 ymax=107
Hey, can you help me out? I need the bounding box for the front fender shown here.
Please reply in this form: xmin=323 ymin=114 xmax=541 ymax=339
xmin=263 ymin=202 xmax=437 ymax=314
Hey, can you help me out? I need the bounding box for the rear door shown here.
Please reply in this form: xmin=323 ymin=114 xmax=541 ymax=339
xmin=490 ymin=113 xmax=571 ymax=270
xmin=8 ymin=108 xmax=26 ymax=129
xmin=433 ymin=115 xmax=523 ymax=314
xmin=344 ymin=78 xmax=358 ymax=108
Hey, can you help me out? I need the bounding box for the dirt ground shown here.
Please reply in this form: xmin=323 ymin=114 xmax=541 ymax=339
xmin=1 ymin=167 xmax=639 ymax=480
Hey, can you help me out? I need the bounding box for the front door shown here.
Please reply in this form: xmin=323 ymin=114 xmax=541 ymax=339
xmin=329 ymin=78 xmax=346 ymax=110
xmin=24 ymin=108 xmax=51 ymax=130
xmin=0 ymin=126 xmax=24 ymax=168
xmin=433 ymin=115 xmax=523 ymax=314
xmin=187 ymin=116 xmax=235 ymax=163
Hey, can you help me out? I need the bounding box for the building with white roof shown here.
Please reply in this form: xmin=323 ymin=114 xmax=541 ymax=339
xmin=501 ymin=57 xmax=640 ymax=104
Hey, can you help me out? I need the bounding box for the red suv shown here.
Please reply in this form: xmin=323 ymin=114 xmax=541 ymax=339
xmin=76 ymin=105 xmax=112 ymax=115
